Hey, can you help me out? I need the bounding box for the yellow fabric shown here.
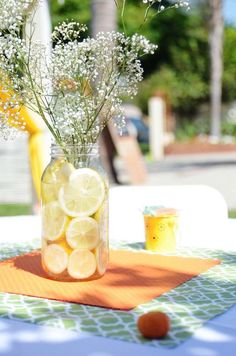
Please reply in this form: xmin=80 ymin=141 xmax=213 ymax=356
xmin=28 ymin=132 xmax=48 ymax=200
xmin=0 ymin=85 xmax=47 ymax=201
xmin=0 ymin=86 xmax=39 ymax=134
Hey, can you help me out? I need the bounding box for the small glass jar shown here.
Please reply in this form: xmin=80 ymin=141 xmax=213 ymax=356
xmin=41 ymin=143 xmax=109 ymax=281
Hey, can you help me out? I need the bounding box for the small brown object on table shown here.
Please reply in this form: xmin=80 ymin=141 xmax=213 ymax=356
xmin=137 ymin=311 xmax=170 ymax=339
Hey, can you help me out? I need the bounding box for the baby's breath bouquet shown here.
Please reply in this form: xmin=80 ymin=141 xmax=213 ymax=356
xmin=0 ymin=0 xmax=189 ymax=150
xmin=0 ymin=0 xmax=190 ymax=281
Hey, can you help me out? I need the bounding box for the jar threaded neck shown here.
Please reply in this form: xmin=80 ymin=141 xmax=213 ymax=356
xmin=51 ymin=143 xmax=99 ymax=159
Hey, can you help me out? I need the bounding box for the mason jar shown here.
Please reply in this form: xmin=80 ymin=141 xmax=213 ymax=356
xmin=41 ymin=143 xmax=109 ymax=281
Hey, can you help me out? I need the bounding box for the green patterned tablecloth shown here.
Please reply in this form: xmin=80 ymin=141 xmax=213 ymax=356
xmin=0 ymin=240 xmax=235 ymax=348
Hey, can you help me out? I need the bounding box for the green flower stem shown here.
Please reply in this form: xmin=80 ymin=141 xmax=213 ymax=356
xmin=121 ymin=0 xmax=127 ymax=34
xmin=24 ymin=63 xmax=68 ymax=157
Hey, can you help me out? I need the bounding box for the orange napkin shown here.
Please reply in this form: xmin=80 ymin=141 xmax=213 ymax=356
xmin=0 ymin=250 xmax=220 ymax=310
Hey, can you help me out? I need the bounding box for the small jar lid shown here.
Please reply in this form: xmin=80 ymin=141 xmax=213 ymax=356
xmin=143 ymin=206 xmax=178 ymax=217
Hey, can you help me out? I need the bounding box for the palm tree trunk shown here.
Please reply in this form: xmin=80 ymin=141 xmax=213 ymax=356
xmin=91 ymin=0 xmax=117 ymax=36
xmin=209 ymin=0 xmax=224 ymax=139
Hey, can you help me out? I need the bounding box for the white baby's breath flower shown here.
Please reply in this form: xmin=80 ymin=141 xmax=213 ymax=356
xmin=0 ymin=0 xmax=37 ymax=29
xmin=52 ymin=22 xmax=87 ymax=44
xmin=141 ymin=0 xmax=190 ymax=11
xmin=0 ymin=0 xmax=188 ymax=144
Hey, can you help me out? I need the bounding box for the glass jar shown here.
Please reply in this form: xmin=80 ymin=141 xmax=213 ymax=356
xmin=41 ymin=143 xmax=109 ymax=281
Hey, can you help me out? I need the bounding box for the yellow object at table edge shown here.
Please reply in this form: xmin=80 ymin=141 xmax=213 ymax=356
xmin=1 ymin=85 xmax=48 ymax=200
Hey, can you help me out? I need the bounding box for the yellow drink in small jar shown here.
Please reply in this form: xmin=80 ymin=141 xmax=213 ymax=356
xmin=144 ymin=208 xmax=178 ymax=252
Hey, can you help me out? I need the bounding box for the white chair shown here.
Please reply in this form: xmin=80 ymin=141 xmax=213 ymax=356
xmin=0 ymin=216 xmax=41 ymax=244
xmin=109 ymin=185 xmax=228 ymax=249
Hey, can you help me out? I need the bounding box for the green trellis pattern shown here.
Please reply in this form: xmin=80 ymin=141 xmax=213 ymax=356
xmin=0 ymin=240 xmax=235 ymax=348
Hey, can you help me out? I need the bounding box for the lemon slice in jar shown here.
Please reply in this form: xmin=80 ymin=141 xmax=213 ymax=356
xmin=58 ymin=168 xmax=105 ymax=217
xmin=43 ymin=159 xmax=75 ymax=184
xmin=43 ymin=244 xmax=68 ymax=274
xmin=95 ymin=241 xmax=109 ymax=275
xmin=42 ymin=201 xmax=69 ymax=241
xmin=66 ymin=216 xmax=99 ymax=250
xmin=42 ymin=160 xmax=75 ymax=204
xmin=67 ymin=249 xmax=97 ymax=279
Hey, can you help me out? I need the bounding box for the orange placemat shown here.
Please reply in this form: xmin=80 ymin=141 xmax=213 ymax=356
xmin=0 ymin=250 xmax=220 ymax=310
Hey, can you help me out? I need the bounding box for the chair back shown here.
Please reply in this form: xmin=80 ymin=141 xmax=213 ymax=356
xmin=109 ymin=185 xmax=228 ymax=248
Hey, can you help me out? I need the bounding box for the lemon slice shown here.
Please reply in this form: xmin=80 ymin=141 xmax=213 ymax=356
xmin=41 ymin=184 xmax=59 ymax=204
xmin=58 ymin=168 xmax=105 ymax=217
xmin=42 ymin=201 xmax=69 ymax=241
xmin=67 ymin=249 xmax=96 ymax=279
xmin=57 ymin=161 xmax=75 ymax=182
xmin=43 ymin=159 xmax=75 ymax=184
xmin=66 ymin=216 xmax=99 ymax=250
xmin=95 ymin=241 xmax=109 ymax=275
xmin=42 ymin=160 xmax=75 ymax=204
xmin=43 ymin=244 xmax=68 ymax=274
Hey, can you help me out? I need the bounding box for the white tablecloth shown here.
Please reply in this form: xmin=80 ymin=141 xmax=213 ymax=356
xmin=0 ymin=215 xmax=236 ymax=356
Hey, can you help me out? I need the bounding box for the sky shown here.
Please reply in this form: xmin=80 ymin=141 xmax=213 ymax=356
xmin=223 ymin=0 xmax=236 ymax=25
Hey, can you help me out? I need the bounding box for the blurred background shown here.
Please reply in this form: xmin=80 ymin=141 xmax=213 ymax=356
xmin=0 ymin=0 xmax=236 ymax=217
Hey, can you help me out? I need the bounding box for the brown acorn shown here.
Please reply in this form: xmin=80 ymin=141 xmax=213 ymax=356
xmin=137 ymin=311 xmax=170 ymax=339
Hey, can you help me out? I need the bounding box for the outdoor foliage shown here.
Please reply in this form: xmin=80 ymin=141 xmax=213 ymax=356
xmin=0 ymin=204 xmax=31 ymax=216
xmin=223 ymin=27 xmax=236 ymax=102
xmin=50 ymin=0 xmax=90 ymax=31
xmin=51 ymin=0 xmax=236 ymax=119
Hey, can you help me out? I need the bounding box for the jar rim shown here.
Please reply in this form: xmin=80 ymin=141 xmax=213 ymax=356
xmin=51 ymin=142 xmax=99 ymax=148
xmin=51 ymin=142 xmax=99 ymax=158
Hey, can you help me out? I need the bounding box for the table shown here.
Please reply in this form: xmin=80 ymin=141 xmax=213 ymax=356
xmin=0 ymin=215 xmax=236 ymax=356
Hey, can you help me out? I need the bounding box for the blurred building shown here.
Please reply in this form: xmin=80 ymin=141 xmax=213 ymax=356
xmin=0 ymin=136 xmax=31 ymax=204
